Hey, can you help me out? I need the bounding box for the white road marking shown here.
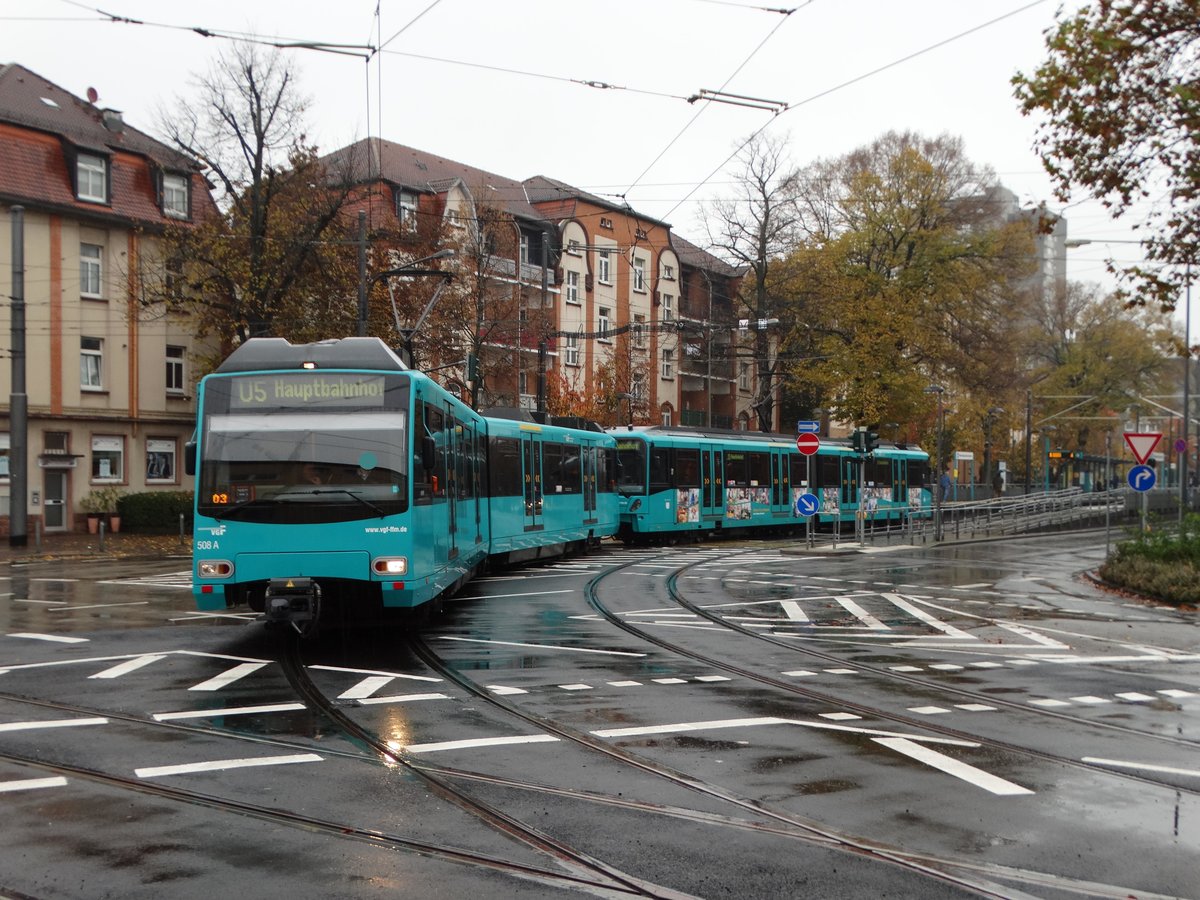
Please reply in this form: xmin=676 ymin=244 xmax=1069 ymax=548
xmin=694 ymin=675 xmax=731 ymax=682
xmin=136 ymin=753 xmax=322 ymax=778
xmin=956 ymin=583 xmax=993 ymax=589
xmin=355 ymin=693 xmax=449 ymax=705
xmin=452 ymin=589 xmax=576 ymax=601
xmin=969 ymin=661 xmax=1005 ymax=668
xmin=190 ymin=662 xmax=270 ymax=692
xmin=592 ymin=716 xmax=977 ymax=746
xmin=435 ymin=636 xmax=645 ymax=657
xmin=955 ymin=704 xmax=997 ymax=712
xmin=12 ymin=598 xmax=65 ymax=605
xmin=835 ymin=597 xmax=888 ymax=630
xmin=908 ymin=706 xmax=950 ymax=715
xmin=5 ymin=632 xmax=88 ymax=643
xmin=779 ymin=600 xmax=809 ymax=622
xmin=338 ymin=675 xmax=396 ymax=700
xmin=1069 ymin=696 xmax=1111 ymax=705
xmin=89 ymin=654 xmax=169 ymax=679
xmin=818 ymin=712 xmax=861 ymax=721
xmin=882 ymin=594 xmax=974 ymax=639
xmin=487 ymin=685 xmax=528 ymax=695
xmin=1115 ymin=692 xmax=1156 ymax=702
xmin=558 ymin=683 xmax=593 ymax=691
xmin=873 ymin=737 xmax=1034 ymax=795
xmin=607 ymin=680 xmax=643 ymax=687
xmin=824 ymin=668 xmax=857 ymax=675
xmin=405 ymin=734 xmax=560 ymax=754
xmin=153 ymin=703 xmax=305 ymax=721
xmin=30 ymin=578 xmax=80 ymax=583
xmin=1158 ymin=689 xmax=1196 ymax=698
xmin=929 ymin=664 xmax=963 ymax=671
xmin=996 ymin=622 xmax=1070 ymax=649
xmin=1028 ymin=698 xmax=1072 ymax=708
xmin=652 ymin=678 xmax=687 ymax=684
xmin=0 ymin=777 xmax=68 ymax=793
xmin=889 ymin=665 xmax=923 ymax=672
xmin=1082 ymin=757 xmax=1200 ymax=778
xmin=783 ymin=670 xmax=817 ymax=677
xmin=0 ymin=717 xmax=108 ymax=732
xmin=308 ymin=664 xmax=440 ymax=682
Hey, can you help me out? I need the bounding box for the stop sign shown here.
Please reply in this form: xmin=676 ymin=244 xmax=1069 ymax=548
xmin=796 ymin=432 xmax=820 ymax=456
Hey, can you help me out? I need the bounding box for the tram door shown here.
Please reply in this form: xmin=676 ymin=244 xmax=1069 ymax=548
xmin=445 ymin=407 xmax=459 ymax=561
xmin=771 ymin=450 xmax=790 ymax=514
xmin=582 ymin=445 xmax=598 ymax=525
xmin=701 ymin=449 xmax=724 ymax=518
xmin=521 ymin=432 xmax=544 ymax=532
xmin=841 ymin=455 xmax=860 ymax=517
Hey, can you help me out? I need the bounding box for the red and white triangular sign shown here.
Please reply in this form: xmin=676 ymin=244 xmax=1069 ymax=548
xmin=1124 ymin=432 xmax=1162 ymax=465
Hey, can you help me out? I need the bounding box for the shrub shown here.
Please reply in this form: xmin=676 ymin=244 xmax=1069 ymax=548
xmin=1099 ymin=514 xmax=1200 ymax=606
xmin=116 ymin=491 xmax=194 ymax=533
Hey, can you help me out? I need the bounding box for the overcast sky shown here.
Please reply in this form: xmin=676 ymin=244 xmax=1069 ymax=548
xmin=2 ymin=0 xmax=1160 ymax=294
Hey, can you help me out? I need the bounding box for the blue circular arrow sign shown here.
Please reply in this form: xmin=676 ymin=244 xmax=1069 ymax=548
xmin=1128 ymin=464 xmax=1156 ymax=492
xmin=795 ymin=492 xmax=820 ymax=517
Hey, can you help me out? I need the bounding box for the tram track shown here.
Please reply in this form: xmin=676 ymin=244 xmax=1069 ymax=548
xmin=581 ymin=544 xmax=1200 ymax=794
xmin=0 ymin=686 xmax=676 ymax=898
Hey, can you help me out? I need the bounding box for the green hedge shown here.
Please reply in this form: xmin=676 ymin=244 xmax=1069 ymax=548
xmin=1098 ymin=514 xmax=1200 ymax=606
xmin=116 ymin=491 xmax=194 ymax=533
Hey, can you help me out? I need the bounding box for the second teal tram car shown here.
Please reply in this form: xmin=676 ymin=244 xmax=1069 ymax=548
xmin=611 ymin=425 xmax=931 ymax=542
xmin=189 ymin=337 xmax=617 ymax=632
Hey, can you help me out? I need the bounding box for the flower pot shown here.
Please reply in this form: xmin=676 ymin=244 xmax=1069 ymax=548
xmin=108 ymin=515 xmax=121 ymax=534
xmin=87 ymin=514 xmax=100 ymax=534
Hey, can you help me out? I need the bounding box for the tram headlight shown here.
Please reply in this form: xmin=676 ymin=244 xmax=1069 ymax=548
xmin=372 ymin=557 xmax=408 ymax=576
xmin=197 ymin=559 xmax=234 ymax=578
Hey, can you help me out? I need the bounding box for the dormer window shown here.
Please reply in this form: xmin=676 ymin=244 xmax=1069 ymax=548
xmin=396 ymin=190 xmax=417 ymax=230
xmin=76 ymin=153 xmax=107 ymax=203
xmin=162 ymin=173 xmax=189 ymax=219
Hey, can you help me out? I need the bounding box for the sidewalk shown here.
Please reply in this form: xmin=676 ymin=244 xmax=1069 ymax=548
xmin=0 ymin=531 xmax=192 ymax=565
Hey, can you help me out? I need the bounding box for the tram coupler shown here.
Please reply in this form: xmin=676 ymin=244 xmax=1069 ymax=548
xmin=263 ymin=577 xmax=320 ymax=629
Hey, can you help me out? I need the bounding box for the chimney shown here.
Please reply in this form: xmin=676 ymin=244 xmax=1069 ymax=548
xmin=101 ymin=109 xmax=124 ymax=133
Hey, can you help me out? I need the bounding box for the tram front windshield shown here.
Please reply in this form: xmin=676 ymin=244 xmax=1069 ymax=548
xmin=196 ymin=372 xmax=411 ymax=524
xmin=615 ymin=438 xmax=648 ymax=495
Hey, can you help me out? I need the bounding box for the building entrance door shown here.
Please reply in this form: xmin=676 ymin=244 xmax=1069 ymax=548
xmin=43 ymin=471 xmax=67 ymax=531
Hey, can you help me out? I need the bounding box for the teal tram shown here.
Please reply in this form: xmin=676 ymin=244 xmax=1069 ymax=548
xmin=188 ymin=337 xmax=617 ymax=632
xmin=610 ymin=425 xmax=931 ymax=542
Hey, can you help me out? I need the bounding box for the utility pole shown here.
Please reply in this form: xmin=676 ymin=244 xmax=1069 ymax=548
xmin=9 ymin=206 xmax=28 ymax=547
xmin=356 ymin=211 xmax=368 ymax=337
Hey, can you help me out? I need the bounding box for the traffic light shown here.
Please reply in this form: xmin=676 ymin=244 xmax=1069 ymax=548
xmin=851 ymin=429 xmax=864 ymax=453
xmin=465 ymin=352 xmax=478 ymax=383
xmin=864 ymin=425 xmax=880 ymax=454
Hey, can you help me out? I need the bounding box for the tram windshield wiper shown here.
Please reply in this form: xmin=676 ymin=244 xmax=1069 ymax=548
xmin=291 ymin=488 xmax=386 ymax=517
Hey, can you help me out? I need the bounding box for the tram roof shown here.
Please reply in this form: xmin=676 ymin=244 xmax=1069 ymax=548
xmin=215 ymin=337 xmax=409 ymax=374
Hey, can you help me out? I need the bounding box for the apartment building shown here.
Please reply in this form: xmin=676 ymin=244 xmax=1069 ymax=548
xmin=0 ymin=64 xmax=215 ymax=535
xmin=326 ymin=139 xmax=746 ymax=425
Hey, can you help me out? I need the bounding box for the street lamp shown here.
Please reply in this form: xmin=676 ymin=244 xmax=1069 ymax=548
xmin=983 ymin=406 xmax=1004 ymax=490
xmin=924 ymin=384 xmax=946 ymax=540
xmin=368 ymin=249 xmax=456 ymax=369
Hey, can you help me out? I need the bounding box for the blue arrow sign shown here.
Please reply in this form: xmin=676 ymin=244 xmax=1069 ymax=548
xmin=795 ymin=492 xmax=820 ymax=517
xmin=796 ymin=420 xmax=820 ymax=433
xmin=1128 ymin=464 xmax=1156 ymax=492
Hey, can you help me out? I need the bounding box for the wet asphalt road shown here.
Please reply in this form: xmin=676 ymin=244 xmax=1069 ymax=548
xmin=0 ymin=531 xmax=1196 ymax=899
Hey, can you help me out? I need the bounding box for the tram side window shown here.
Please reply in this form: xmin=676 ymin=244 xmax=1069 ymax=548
xmin=790 ymin=456 xmax=807 ymax=489
xmin=649 ymin=446 xmax=672 ymax=493
xmin=867 ymin=458 xmax=891 ymax=492
xmin=426 ymin=404 xmax=447 ymax=499
xmin=818 ymin=455 xmax=839 ymax=489
xmin=674 ymin=449 xmax=700 ymax=488
xmin=747 ymin=451 xmax=770 ymax=488
xmin=725 ymin=452 xmax=747 ymax=487
xmin=488 ymin=436 xmax=522 ymax=496
xmin=601 ymin=447 xmax=618 ymax=492
xmin=544 ymin=442 xmax=581 ymax=494
xmin=910 ymin=461 xmax=931 ymax=490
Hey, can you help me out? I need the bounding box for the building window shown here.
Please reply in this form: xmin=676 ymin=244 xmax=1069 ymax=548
xmin=632 ymin=374 xmax=646 ymax=402
xmin=91 ymin=435 xmax=123 ymax=482
xmin=80 ymin=243 xmax=102 ymax=298
xmin=77 ymin=153 xmax=107 ymax=203
xmin=661 ymin=406 xmax=673 ymax=427
xmin=633 ymin=314 xmax=646 ymax=348
xmin=565 ymin=334 xmax=579 ymax=366
xmin=598 ymin=307 xmax=611 ymax=340
xmin=661 ymin=293 xmax=674 ymax=321
xmin=663 ymin=264 xmax=675 ymax=280
xmin=81 ymin=337 xmax=103 ymax=389
xmin=146 ymin=438 xmax=177 ymax=482
xmin=739 ymin=363 xmax=750 ymax=391
xmin=566 ymin=270 xmax=580 ymax=304
xmin=166 ymin=345 xmax=185 ymax=394
xmin=632 ymin=257 xmax=646 ymax=292
xmin=518 ymin=371 xmax=528 ymax=396
xmin=662 ymin=348 xmax=673 ymax=379
xmin=162 ymin=173 xmax=189 ymax=219
xmin=597 ymin=250 xmax=611 ymax=284
xmin=567 ymin=239 xmax=581 ymax=255
xmin=0 ymin=432 xmax=9 ymax=481
xmin=600 ymin=217 xmax=613 ymax=230
xmin=397 ymin=190 xmax=418 ymax=230
xmin=519 ymin=233 xmax=530 ymax=265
